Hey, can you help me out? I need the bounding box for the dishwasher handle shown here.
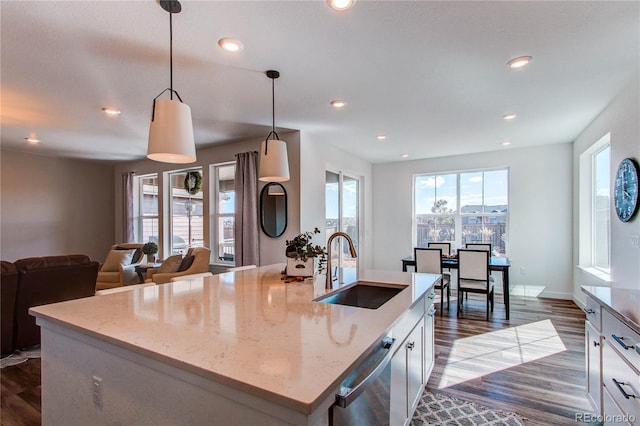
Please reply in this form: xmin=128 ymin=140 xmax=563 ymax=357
xmin=335 ymin=337 xmax=396 ymax=408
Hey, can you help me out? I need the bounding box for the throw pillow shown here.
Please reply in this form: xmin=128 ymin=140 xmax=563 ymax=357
xmin=158 ymin=255 xmax=183 ymax=273
xmin=178 ymin=255 xmax=195 ymax=272
xmin=101 ymin=250 xmax=135 ymax=272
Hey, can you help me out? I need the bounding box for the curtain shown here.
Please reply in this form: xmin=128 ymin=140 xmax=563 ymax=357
xmin=234 ymin=152 xmax=259 ymax=266
xmin=123 ymin=171 xmax=135 ymax=242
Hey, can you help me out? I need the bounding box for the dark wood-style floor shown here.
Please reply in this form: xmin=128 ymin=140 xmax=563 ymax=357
xmin=1 ymin=292 xmax=592 ymax=425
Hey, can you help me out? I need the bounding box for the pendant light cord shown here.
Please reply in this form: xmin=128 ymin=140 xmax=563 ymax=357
xmin=169 ymin=10 xmax=173 ymax=100
xmin=271 ymin=77 xmax=275 ymax=134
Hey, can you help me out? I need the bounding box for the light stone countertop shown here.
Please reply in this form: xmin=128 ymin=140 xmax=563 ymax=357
xmin=581 ymin=285 xmax=640 ymax=334
xmin=30 ymin=264 xmax=439 ymax=414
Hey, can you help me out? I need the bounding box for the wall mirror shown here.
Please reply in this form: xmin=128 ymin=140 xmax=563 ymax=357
xmin=260 ymin=183 xmax=287 ymax=238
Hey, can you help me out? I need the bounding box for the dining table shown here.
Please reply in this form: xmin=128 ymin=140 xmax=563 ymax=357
xmin=401 ymin=255 xmax=512 ymax=320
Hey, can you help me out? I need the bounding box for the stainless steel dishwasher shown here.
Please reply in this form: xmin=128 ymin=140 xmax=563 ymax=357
xmin=329 ymin=336 xmax=396 ymax=426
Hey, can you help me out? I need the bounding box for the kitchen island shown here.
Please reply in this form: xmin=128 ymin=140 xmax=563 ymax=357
xmin=30 ymin=265 xmax=439 ymax=425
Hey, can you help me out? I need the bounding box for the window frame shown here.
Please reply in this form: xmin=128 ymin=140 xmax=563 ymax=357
xmin=211 ymin=162 xmax=236 ymax=266
xmin=136 ymin=173 xmax=159 ymax=245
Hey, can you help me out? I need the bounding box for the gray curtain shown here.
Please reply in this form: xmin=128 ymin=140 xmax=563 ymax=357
xmin=123 ymin=171 xmax=135 ymax=242
xmin=234 ymin=152 xmax=259 ymax=266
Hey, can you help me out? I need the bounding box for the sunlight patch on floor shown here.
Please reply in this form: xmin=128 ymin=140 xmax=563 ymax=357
xmin=437 ymin=319 xmax=566 ymax=389
xmin=510 ymin=285 xmax=547 ymax=297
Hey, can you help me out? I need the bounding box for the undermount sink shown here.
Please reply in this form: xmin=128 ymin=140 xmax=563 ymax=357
xmin=315 ymin=281 xmax=407 ymax=309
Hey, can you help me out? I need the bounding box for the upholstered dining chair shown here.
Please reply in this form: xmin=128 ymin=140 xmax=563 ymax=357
xmin=465 ymin=243 xmax=492 ymax=253
xmin=427 ymin=242 xmax=451 ymax=256
xmin=414 ymin=247 xmax=450 ymax=315
xmin=457 ymin=249 xmax=494 ymax=321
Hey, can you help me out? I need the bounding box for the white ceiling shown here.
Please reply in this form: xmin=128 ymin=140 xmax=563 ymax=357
xmin=1 ymin=1 xmax=638 ymax=164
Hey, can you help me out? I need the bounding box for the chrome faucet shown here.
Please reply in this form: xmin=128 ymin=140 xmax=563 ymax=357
xmin=325 ymin=231 xmax=358 ymax=289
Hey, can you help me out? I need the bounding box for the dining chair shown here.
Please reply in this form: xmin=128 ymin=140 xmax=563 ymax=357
xmin=457 ymin=249 xmax=494 ymax=321
xmin=414 ymin=247 xmax=450 ymax=315
xmin=427 ymin=242 xmax=451 ymax=256
xmin=465 ymin=243 xmax=492 ymax=253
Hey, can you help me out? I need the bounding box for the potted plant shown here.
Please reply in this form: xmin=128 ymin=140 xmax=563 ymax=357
xmin=142 ymin=241 xmax=159 ymax=264
xmin=285 ymin=228 xmax=327 ymax=277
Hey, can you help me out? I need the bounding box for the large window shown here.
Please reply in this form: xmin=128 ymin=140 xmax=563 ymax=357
xmin=137 ymin=174 xmax=159 ymax=244
xmin=212 ymin=164 xmax=235 ymax=264
xmin=169 ymin=168 xmax=204 ymax=255
xmin=593 ymin=145 xmax=610 ymax=272
xmin=325 ymin=171 xmax=359 ymax=268
xmin=414 ymin=169 xmax=509 ymax=255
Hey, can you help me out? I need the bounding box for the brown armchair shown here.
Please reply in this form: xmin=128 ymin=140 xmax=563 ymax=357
xmin=146 ymin=247 xmax=211 ymax=284
xmin=96 ymin=243 xmax=145 ymax=290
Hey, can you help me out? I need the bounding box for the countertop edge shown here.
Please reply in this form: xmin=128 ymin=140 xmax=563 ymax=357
xmin=581 ymin=286 xmax=640 ymax=334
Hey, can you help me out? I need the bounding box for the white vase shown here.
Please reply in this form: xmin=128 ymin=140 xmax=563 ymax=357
xmin=286 ymin=257 xmax=318 ymax=277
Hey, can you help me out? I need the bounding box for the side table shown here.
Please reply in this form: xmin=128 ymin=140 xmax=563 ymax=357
xmin=135 ymin=263 xmax=162 ymax=283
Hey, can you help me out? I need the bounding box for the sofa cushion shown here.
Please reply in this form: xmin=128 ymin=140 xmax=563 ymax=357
xmin=159 ymin=255 xmax=182 ymax=273
xmin=101 ymin=250 xmax=135 ymax=272
xmin=178 ymin=255 xmax=195 ymax=272
xmin=115 ymin=246 xmax=143 ymax=264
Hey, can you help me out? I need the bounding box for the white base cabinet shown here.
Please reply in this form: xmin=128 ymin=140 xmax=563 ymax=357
xmin=582 ymin=287 xmax=640 ymax=426
xmin=390 ymin=290 xmax=435 ymax=426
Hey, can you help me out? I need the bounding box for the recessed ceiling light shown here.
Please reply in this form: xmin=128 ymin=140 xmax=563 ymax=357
xmin=507 ymin=56 xmax=532 ymax=69
xmin=501 ymin=140 xmax=512 ymax=146
xmin=503 ymin=113 xmax=517 ymax=120
xmin=24 ymin=137 xmax=40 ymax=144
xmin=377 ymin=135 xmax=387 ymax=141
xmin=218 ymin=38 xmax=244 ymax=53
xmin=326 ymin=0 xmax=355 ymax=11
xmin=330 ymin=99 xmax=346 ymax=108
xmin=102 ymin=107 xmax=121 ymax=116
xmin=401 ymin=154 xmax=409 ymax=158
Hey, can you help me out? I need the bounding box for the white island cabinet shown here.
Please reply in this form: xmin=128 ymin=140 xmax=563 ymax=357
xmin=31 ymin=265 xmax=439 ymax=426
xmin=581 ymin=286 xmax=640 ymax=425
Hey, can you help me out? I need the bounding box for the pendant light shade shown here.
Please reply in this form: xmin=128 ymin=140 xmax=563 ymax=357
xmin=259 ymin=70 xmax=290 ymax=182
xmin=147 ymin=0 xmax=196 ymax=164
xmin=259 ymin=139 xmax=290 ymax=182
xmin=148 ymin=99 xmax=196 ymax=163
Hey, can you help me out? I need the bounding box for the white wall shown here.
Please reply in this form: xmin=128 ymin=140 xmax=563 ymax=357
xmin=112 ymin=132 xmax=301 ymax=267
xmin=299 ymin=133 xmax=374 ymax=271
xmin=372 ymin=143 xmax=574 ymax=299
xmin=0 ymin=149 xmax=115 ymax=262
xmin=573 ymin=77 xmax=640 ymax=299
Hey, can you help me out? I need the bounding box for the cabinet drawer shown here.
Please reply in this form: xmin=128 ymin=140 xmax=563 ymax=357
xmin=602 ymin=387 xmax=632 ymax=426
xmin=602 ymin=342 xmax=640 ymax=424
xmin=585 ymin=296 xmax=602 ymax=332
xmin=603 ymin=309 xmax=640 ymax=371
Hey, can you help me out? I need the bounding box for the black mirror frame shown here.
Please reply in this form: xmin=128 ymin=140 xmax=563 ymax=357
xmin=260 ymin=183 xmax=288 ymax=238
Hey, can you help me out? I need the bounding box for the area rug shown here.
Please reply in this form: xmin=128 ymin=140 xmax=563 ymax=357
xmin=0 ymin=347 xmax=41 ymax=369
xmin=411 ymin=391 xmax=526 ymax=425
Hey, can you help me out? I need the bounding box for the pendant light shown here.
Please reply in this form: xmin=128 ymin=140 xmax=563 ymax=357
xmin=147 ymin=0 xmax=196 ymax=164
xmin=258 ymin=70 xmax=290 ymax=182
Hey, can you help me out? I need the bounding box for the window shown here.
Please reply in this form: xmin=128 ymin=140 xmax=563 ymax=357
xmin=325 ymin=171 xmax=359 ymax=268
xmin=593 ymin=145 xmax=610 ymax=272
xmin=212 ymin=164 xmax=235 ymax=264
xmin=168 ymin=168 xmax=204 ymax=255
xmin=414 ymin=168 xmax=509 ymax=255
xmin=578 ymin=134 xmax=610 ymax=278
xmin=137 ymin=174 xmax=159 ymax=244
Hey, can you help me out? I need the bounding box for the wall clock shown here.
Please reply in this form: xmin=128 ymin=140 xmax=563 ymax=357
xmin=613 ymin=157 xmax=640 ymax=222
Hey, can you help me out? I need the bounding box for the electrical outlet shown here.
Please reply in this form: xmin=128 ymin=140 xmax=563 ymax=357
xmin=520 ymin=267 xmax=526 ymax=275
xmin=631 ymin=235 xmax=640 ymax=249
xmin=92 ymin=375 xmax=103 ymax=407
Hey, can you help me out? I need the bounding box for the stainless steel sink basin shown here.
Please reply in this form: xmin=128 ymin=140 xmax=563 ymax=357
xmin=315 ymin=281 xmax=407 ymax=309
